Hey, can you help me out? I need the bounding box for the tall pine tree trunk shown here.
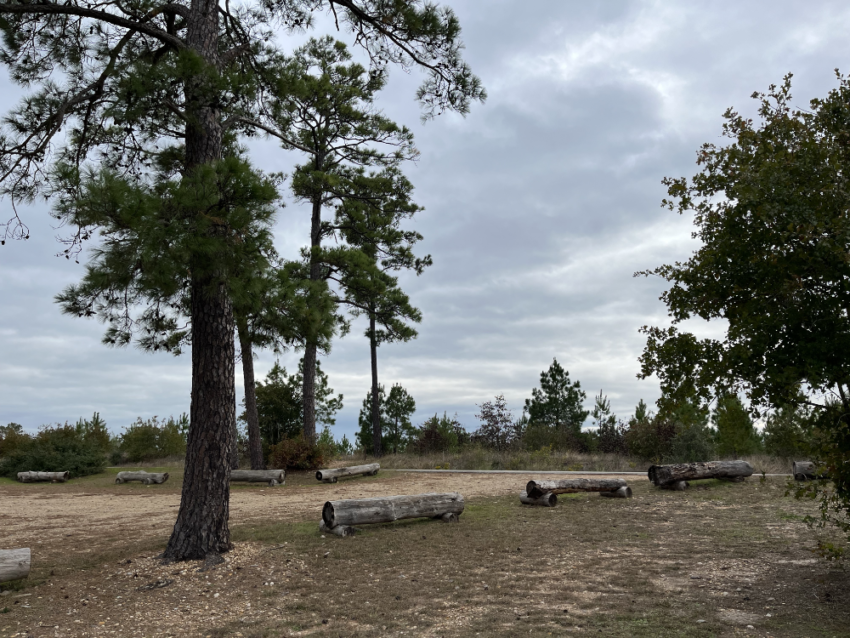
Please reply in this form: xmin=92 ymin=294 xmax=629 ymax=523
xmin=237 ymin=318 xmax=265 ymax=470
xmin=370 ymin=310 xmax=382 ymax=457
xmin=302 ymin=195 xmax=323 ymax=445
xmin=164 ymin=0 xmax=232 ymax=563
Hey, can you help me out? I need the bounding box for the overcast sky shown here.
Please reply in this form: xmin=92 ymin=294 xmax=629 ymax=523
xmin=3 ymin=1 xmax=850 ymax=440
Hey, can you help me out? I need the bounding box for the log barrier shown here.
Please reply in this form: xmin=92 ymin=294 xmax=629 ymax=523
xmin=0 ymin=549 xmax=30 ymax=584
xmin=115 ymin=471 xmax=169 ymax=485
xmin=525 ymin=478 xmax=629 ymax=499
xmin=16 ymin=471 xmax=69 ymax=483
xmin=316 ymin=463 xmax=379 ymax=483
xmin=793 ymin=461 xmax=828 ymax=481
xmin=648 ymin=460 xmax=753 ymax=488
xmin=230 ymin=469 xmax=285 ymax=486
xmin=321 ymin=492 xmax=464 ymax=535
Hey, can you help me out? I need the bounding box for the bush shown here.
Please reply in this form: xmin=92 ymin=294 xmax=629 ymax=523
xmin=411 ymin=413 xmax=468 ymax=454
xmin=0 ymin=423 xmax=29 ymax=459
xmin=267 ymin=435 xmax=330 ymax=470
xmin=114 ymin=415 xmax=188 ymax=463
xmin=0 ymin=423 xmax=106 ymax=478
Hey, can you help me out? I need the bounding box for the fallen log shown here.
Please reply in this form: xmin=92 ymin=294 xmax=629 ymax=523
xmin=599 ymin=486 xmax=633 ymax=498
xmin=525 ymin=478 xmax=629 ymax=499
xmin=648 ymin=460 xmax=753 ymax=486
xmin=319 ymin=520 xmax=356 ymax=537
xmin=793 ymin=461 xmax=828 ymax=481
xmin=16 ymin=471 xmax=69 ymax=483
xmin=519 ymin=491 xmax=558 ymax=507
xmin=115 ymin=471 xmax=169 ymax=485
xmin=322 ymin=492 xmax=464 ymax=529
xmin=0 ymin=549 xmax=30 ymax=583
xmin=316 ymin=463 xmax=380 ymax=483
xmin=230 ymin=469 xmax=285 ymax=486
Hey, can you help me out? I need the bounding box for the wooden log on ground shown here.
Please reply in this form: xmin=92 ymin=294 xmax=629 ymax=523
xmin=16 ymin=471 xmax=69 ymax=483
xmin=793 ymin=461 xmax=828 ymax=481
xmin=525 ymin=478 xmax=629 ymax=499
xmin=0 ymin=549 xmax=30 ymax=583
xmin=322 ymin=492 xmax=464 ymax=529
xmin=599 ymin=486 xmax=633 ymax=498
xmin=230 ymin=469 xmax=285 ymax=486
xmin=319 ymin=520 xmax=356 ymax=537
xmin=315 ymin=463 xmax=380 ymax=483
xmin=115 ymin=471 xmax=169 ymax=485
xmin=520 ymin=491 xmax=558 ymax=507
xmin=647 ymin=460 xmax=753 ymax=487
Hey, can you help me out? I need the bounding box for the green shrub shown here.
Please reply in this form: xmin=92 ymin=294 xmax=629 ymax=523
xmin=115 ymin=414 xmax=187 ymax=463
xmin=0 ymin=423 xmax=106 ymax=478
xmin=267 ymin=435 xmax=330 ymax=470
xmin=411 ymin=413 xmax=468 ymax=454
xmin=0 ymin=423 xmax=29 ymax=459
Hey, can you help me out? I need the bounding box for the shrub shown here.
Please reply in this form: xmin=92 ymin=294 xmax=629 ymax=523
xmin=473 ymin=395 xmax=523 ymax=450
xmin=267 ymin=435 xmax=330 ymax=470
xmin=115 ymin=414 xmax=187 ymax=463
xmin=0 ymin=423 xmax=106 ymax=478
xmin=0 ymin=423 xmax=29 ymax=459
xmin=411 ymin=413 xmax=468 ymax=454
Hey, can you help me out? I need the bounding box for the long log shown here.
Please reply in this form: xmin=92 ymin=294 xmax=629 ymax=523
xmin=316 ymin=463 xmax=380 ymax=483
xmin=793 ymin=461 xmax=828 ymax=481
xmin=519 ymin=491 xmax=558 ymax=507
xmin=599 ymin=486 xmax=633 ymax=498
xmin=16 ymin=471 xmax=69 ymax=483
xmin=322 ymin=492 xmax=464 ymax=529
xmin=115 ymin=471 xmax=169 ymax=485
xmin=0 ymin=549 xmax=30 ymax=583
xmin=648 ymin=460 xmax=753 ymax=486
xmin=230 ymin=469 xmax=285 ymax=486
xmin=525 ymin=478 xmax=629 ymax=499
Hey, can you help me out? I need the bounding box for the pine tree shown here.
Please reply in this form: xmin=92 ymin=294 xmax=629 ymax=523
xmin=525 ymin=359 xmax=589 ymax=448
xmin=712 ymin=394 xmax=762 ymax=457
xmin=384 ymin=383 xmax=417 ymax=454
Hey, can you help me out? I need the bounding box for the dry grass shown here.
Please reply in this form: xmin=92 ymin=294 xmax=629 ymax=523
xmin=1 ymin=469 xmax=848 ymax=637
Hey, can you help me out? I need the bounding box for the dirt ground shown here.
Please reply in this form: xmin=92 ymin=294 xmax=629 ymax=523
xmin=1 ymin=469 xmax=848 ymax=637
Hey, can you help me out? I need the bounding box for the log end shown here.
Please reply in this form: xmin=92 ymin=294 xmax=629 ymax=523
xmin=519 ymin=491 xmax=557 ymax=507
xmin=600 ymin=486 xmax=633 ymax=498
xmin=322 ymin=478 xmax=338 ymax=484
xmin=115 ymin=477 xmax=124 ymax=484
xmin=322 ymin=501 xmax=335 ymax=529
xmin=437 ymin=512 xmax=459 ymax=523
xmin=319 ymin=520 xmax=355 ymax=537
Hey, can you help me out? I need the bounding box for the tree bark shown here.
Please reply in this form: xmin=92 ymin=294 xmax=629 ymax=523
xmin=315 ymin=463 xmax=379 ymax=483
xmin=237 ymin=317 xmax=264 ymax=470
xmin=369 ymin=310 xmax=382 ymax=457
xmin=525 ymin=478 xmax=629 ymax=499
xmin=648 ymin=460 xmax=753 ymax=487
xmin=322 ymin=492 xmax=464 ymax=528
xmin=115 ymin=471 xmax=169 ymax=485
xmin=519 ymin=491 xmax=557 ymax=507
xmin=0 ymin=549 xmax=30 ymax=583
xmin=16 ymin=471 xmax=69 ymax=483
xmin=230 ymin=469 xmax=285 ymax=486
xmin=302 ymin=193 xmax=324 ymax=446
xmin=162 ymin=0 xmax=233 ymax=564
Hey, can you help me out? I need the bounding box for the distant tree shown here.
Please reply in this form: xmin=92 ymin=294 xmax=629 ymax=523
xmin=524 ymin=359 xmax=589 ymax=448
xmin=712 ymin=395 xmax=762 ymax=457
xmin=474 ymin=394 xmax=521 ymax=450
xmin=0 ymin=423 xmax=28 ymax=458
xmin=763 ymin=402 xmax=813 ymax=459
xmin=591 ymin=391 xmax=626 ymax=454
xmin=384 ymin=384 xmax=417 ymax=454
xmin=412 ymin=413 xmax=468 ymax=455
xmin=355 ymin=384 xmax=390 ymax=453
xmin=75 ymin=412 xmax=111 ymax=455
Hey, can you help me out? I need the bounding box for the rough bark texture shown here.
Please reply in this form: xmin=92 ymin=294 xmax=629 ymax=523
xmin=525 ymin=478 xmax=629 ymax=499
xmin=237 ymin=318 xmax=264 ymax=470
xmin=115 ymin=471 xmax=169 ymax=485
xmin=648 ymin=460 xmax=754 ymax=487
xmin=315 ymin=463 xmax=379 ymax=483
xmin=369 ymin=311 xmax=382 ymax=457
xmin=793 ymin=461 xmax=827 ymax=480
xmin=322 ymin=492 xmax=464 ymax=528
xmin=319 ymin=520 xmax=356 ymax=537
xmin=230 ymin=469 xmax=285 ymax=486
xmin=302 ymin=194 xmax=324 ymax=446
xmin=519 ymin=491 xmax=558 ymax=507
xmin=0 ymin=549 xmax=30 ymax=583
xmin=599 ymin=486 xmax=633 ymax=498
xmin=16 ymin=471 xmax=69 ymax=483
xmin=161 ymin=0 xmax=233 ymax=564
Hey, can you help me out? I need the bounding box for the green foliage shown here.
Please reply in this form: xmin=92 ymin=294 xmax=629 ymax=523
xmin=624 ymin=397 xmax=715 ymax=463
xmin=248 ymin=360 xmax=342 ymax=449
xmin=75 ymin=412 xmax=111 ymax=454
xmin=591 ymin=391 xmax=627 ymax=454
xmin=267 ymin=435 xmax=331 ymax=471
xmin=384 ymin=384 xmax=417 ymax=454
xmin=114 ymin=415 xmax=188 ymax=463
xmin=712 ymin=395 xmax=762 ymax=457
xmin=763 ymin=402 xmax=813 ymax=458
xmin=0 ymin=423 xmax=28 ymax=458
xmin=473 ymin=394 xmax=522 ymax=450
xmin=524 ymin=359 xmax=589 ymax=450
xmin=0 ymin=423 xmax=106 ymax=478
xmin=411 ymin=413 xmax=468 ymax=455
xmin=355 ymin=384 xmax=391 ymax=452
xmin=316 ymin=425 xmax=352 ymax=458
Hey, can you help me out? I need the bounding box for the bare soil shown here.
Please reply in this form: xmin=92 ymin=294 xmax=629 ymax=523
xmin=0 ymin=468 xmax=848 ymax=637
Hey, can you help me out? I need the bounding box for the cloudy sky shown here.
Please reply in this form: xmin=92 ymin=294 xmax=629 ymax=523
xmin=2 ymin=0 xmax=850 ymax=440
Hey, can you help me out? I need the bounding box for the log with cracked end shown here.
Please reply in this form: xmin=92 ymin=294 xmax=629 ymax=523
xmin=315 ymin=463 xmax=380 ymax=483
xmin=792 ymin=461 xmax=828 ymax=481
xmin=115 ymin=471 xmax=169 ymax=485
xmin=520 ymin=491 xmax=558 ymax=507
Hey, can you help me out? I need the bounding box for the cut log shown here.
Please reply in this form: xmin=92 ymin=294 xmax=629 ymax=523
xmin=319 ymin=520 xmax=356 ymax=537
xmin=648 ymin=460 xmax=753 ymax=487
xmin=520 ymin=491 xmax=558 ymax=507
xmin=793 ymin=461 xmax=828 ymax=481
xmin=660 ymin=480 xmax=689 ymax=491
xmin=525 ymin=478 xmax=629 ymax=499
xmin=115 ymin=471 xmax=169 ymax=485
xmin=315 ymin=463 xmax=380 ymax=483
xmin=230 ymin=469 xmax=285 ymax=486
xmin=599 ymin=486 xmax=633 ymax=498
xmin=16 ymin=471 xmax=69 ymax=483
xmin=322 ymin=492 xmax=464 ymax=529
xmin=0 ymin=549 xmax=30 ymax=583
